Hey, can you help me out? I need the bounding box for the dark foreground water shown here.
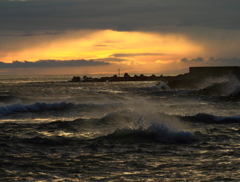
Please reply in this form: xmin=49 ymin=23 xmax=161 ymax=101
xmin=1 ymin=75 xmax=240 ymax=181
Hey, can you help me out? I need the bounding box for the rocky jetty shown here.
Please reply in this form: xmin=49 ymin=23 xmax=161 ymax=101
xmin=69 ymin=66 xmax=240 ymax=90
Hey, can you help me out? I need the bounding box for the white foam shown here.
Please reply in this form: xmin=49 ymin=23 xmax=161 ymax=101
xmin=99 ymin=101 xmax=195 ymax=143
xmin=105 ymin=112 xmax=196 ymax=143
xmin=155 ymin=81 xmax=170 ymax=90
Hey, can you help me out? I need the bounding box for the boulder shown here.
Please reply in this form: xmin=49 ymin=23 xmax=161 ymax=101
xmin=71 ymin=76 xmax=81 ymax=82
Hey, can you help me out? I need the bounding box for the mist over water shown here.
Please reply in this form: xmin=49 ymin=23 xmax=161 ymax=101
xmin=1 ymin=75 xmax=240 ymax=181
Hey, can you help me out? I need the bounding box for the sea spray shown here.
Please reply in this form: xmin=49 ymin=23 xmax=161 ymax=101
xmin=198 ymin=74 xmax=240 ymax=97
xmin=1 ymin=75 xmax=239 ymax=181
xmin=101 ymin=106 xmax=196 ymax=143
xmin=155 ymin=81 xmax=171 ymax=90
xmin=105 ymin=115 xmax=196 ymax=143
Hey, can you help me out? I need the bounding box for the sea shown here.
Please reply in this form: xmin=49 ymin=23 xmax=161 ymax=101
xmin=0 ymin=74 xmax=240 ymax=181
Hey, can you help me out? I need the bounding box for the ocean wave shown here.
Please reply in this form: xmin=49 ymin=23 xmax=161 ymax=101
xmin=0 ymin=101 xmax=122 ymax=117
xmin=0 ymin=102 xmax=75 ymax=116
xmin=98 ymin=109 xmax=135 ymax=124
xmin=196 ymin=75 xmax=240 ymax=98
xmin=103 ymin=122 xmax=196 ymax=143
xmin=182 ymin=113 xmax=240 ymax=123
xmin=133 ymin=82 xmax=170 ymax=92
xmin=38 ymin=110 xmax=197 ymax=143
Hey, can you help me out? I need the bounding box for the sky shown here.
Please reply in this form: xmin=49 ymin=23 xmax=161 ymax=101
xmin=1 ymin=0 xmax=240 ymax=75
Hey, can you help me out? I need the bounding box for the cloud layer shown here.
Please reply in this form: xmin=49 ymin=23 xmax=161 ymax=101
xmin=1 ymin=0 xmax=240 ymax=74
xmin=0 ymin=59 xmax=109 ymax=69
xmin=1 ymin=0 xmax=240 ymax=33
xmin=180 ymin=57 xmax=240 ymax=66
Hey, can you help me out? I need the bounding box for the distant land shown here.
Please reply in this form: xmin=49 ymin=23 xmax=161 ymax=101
xmin=70 ymin=66 xmax=240 ymax=89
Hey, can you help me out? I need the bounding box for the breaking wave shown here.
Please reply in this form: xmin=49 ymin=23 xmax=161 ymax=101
xmin=0 ymin=102 xmax=74 ymax=116
xmin=197 ymin=75 xmax=240 ymax=98
xmin=0 ymin=102 xmax=121 ymax=117
xmin=155 ymin=81 xmax=170 ymax=90
xmin=97 ymin=110 xmax=197 ymax=143
xmin=104 ymin=122 xmax=196 ymax=143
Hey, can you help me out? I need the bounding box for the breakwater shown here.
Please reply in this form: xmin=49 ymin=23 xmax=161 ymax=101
xmin=70 ymin=66 xmax=240 ymax=89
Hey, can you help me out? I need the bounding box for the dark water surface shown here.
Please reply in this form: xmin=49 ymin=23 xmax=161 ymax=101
xmin=1 ymin=75 xmax=240 ymax=181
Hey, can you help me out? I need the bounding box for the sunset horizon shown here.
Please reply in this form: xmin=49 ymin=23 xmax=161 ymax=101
xmin=1 ymin=1 xmax=240 ymax=181
xmin=1 ymin=1 xmax=240 ymax=75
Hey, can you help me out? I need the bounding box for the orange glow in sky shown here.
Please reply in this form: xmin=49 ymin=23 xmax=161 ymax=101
xmin=0 ymin=30 xmax=203 ymax=74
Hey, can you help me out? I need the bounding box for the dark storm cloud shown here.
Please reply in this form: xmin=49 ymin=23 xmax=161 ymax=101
xmin=1 ymin=0 xmax=240 ymax=33
xmin=180 ymin=57 xmax=240 ymax=66
xmin=181 ymin=57 xmax=204 ymax=62
xmin=0 ymin=31 xmax=62 ymax=38
xmin=0 ymin=59 xmax=109 ymax=69
xmin=208 ymin=57 xmax=240 ymax=66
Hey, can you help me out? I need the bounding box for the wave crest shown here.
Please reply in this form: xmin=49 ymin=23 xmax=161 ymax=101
xmin=0 ymin=101 xmax=123 ymax=117
xmin=0 ymin=102 xmax=74 ymax=116
xmin=105 ymin=122 xmax=195 ymax=143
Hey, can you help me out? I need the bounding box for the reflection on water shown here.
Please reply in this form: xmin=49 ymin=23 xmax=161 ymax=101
xmin=1 ymin=75 xmax=240 ymax=181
